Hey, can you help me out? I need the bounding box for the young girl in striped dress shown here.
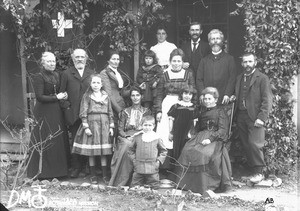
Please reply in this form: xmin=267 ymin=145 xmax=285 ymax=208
xmin=72 ymin=74 xmax=114 ymax=184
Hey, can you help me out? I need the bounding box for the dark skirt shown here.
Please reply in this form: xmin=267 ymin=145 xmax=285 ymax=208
xmin=27 ymin=102 xmax=69 ymax=179
xmin=174 ymin=130 xmax=232 ymax=194
xmin=109 ymin=137 xmax=133 ymax=186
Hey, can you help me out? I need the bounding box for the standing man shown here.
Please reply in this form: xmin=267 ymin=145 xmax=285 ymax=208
xmin=196 ymin=29 xmax=237 ymax=104
xmin=60 ymin=48 xmax=95 ymax=178
xmin=181 ymin=22 xmax=210 ymax=81
xmin=234 ymin=52 xmax=272 ymax=183
xmin=150 ymin=25 xmax=177 ymax=70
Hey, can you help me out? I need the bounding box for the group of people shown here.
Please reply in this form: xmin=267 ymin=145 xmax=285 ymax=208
xmin=27 ymin=22 xmax=273 ymax=195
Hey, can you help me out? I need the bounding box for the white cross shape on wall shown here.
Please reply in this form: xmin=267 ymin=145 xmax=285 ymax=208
xmin=52 ymin=12 xmax=73 ymax=37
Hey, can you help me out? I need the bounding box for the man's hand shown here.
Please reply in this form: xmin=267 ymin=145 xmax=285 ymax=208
xmin=169 ymin=133 xmax=173 ymax=142
xmin=222 ymin=95 xmax=230 ymax=104
xmin=201 ymin=139 xmax=211 ymax=145
xmin=254 ymin=119 xmax=264 ymax=127
xmin=156 ymin=112 xmax=162 ymax=122
xmin=229 ymin=95 xmax=236 ymax=102
xmin=183 ymin=62 xmax=190 ymax=69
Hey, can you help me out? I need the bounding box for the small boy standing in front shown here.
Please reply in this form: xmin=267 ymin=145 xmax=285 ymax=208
xmin=128 ymin=115 xmax=167 ymax=188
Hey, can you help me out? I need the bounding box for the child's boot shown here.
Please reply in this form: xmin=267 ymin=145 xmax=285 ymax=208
xmin=90 ymin=165 xmax=98 ymax=184
xmin=102 ymin=166 xmax=109 ymax=184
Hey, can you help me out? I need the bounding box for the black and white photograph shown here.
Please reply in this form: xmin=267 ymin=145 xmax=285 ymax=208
xmin=0 ymin=0 xmax=299 ymax=210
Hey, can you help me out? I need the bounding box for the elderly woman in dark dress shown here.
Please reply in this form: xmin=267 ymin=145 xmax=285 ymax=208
xmin=175 ymin=87 xmax=232 ymax=194
xmin=27 ymin=52 xmax=69 ymax=179
xmin=109 ymin=86 xmax=151 ymax=186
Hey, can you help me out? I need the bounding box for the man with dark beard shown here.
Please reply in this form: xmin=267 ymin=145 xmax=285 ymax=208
xmin=181 ymin=22 xmax=210 ymax=83
xmin=233 ymin=52 xmax=272 ymax=184
xmin=196 ymin=29 xmax=237 ymax=105
xmin=60 ymin=48 xmax=95 ymax=178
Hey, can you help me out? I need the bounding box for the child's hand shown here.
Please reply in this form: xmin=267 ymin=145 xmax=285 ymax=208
xmin=201 ymin=139 xmax=211 ymax=145
xmin=109 ymin=128 xmax=114 ymax=136
xmin=85 ymin=128 xmax=92 ymax=136
xmin=152 ymin=81 xmax=158 ymax=88
xmin=139 ymin=82 xmax=146 ymax=90
xmin=168 ymin=133 xmax=173 ymax=141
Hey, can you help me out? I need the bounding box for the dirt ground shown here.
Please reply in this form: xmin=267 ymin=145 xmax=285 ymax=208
xmin=0 ymin=163 xmax=298 ymax=211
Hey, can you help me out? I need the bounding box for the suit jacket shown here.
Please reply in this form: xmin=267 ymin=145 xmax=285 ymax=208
xmin=181 ymin=40 xmax=210 ymax=78
xmin=59 ymin=67 xmax=95 ymax=123
xmin=235 ymin=69 xmax=272 ymax=122
xmin=99 ymin=66 xmax=130 ymax=115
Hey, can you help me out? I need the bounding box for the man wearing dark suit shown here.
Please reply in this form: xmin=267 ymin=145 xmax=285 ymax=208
xmin=196 ymin=29 xmax=237 ymax=105
xmin=181 ymin=22 xmax=210 ymax=82
xmin=60 ymin=48 xmax=95 ymax=178
xmin=233 ymin=52 xmax=272 ymax=184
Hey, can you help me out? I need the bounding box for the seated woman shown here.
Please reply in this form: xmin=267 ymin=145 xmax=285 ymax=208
xmin=109 ymin=86 xmax=151 ymax=186
xmin=175 ymin=87 xmax=232 ymax=194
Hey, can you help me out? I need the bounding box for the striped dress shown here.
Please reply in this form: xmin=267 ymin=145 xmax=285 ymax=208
xmin=72 ymin=90 xmax=114 ymax=156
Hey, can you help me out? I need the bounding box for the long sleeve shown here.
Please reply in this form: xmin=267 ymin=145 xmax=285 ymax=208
xmin=224 ymin=56 xmax=237 ymax=96
xmin=107 ymin=96 xmax=115 ymax=128
xmin=33 ymin=74 xmax=58 ymax=103
xmin=187 ymin=70 xmax=196 ymax=90
xmin=100 ymin=69 xmax=123 ymax=114
xmin=153 ymin=74 xmax=165 ymax=113
xmin=157 ymin=139 xmax=167 ymax=164
xmin=209 ymin=109 xmax=229 ymax=142
xmin=58 ymin=71 xmax=71 ymax=108
xmin=127 ymin=138 xmax=137 ymax=161
xmin=79 ymin=93 xmax=90 ymax=124
xmin=136 ymin=68 xmax=144 ymax=85
xmin=257 ymin=75 xmax=273 ymax=122
xmin=196 ymin=59 xmax=205 ymax=95
xmin=118 ymin=110 xmax=128 ymax=137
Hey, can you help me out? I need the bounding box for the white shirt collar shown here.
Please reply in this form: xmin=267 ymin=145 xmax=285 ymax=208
xmin=212 ymin=49 xmax=222 ymax=55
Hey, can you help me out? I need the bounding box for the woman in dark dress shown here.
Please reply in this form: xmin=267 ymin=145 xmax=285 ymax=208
xmin=109 ymin=87 xmax=151 ymax=186
xmin=27 ymin=52 xmax=69 ymax=179
xmin=175 ymin=87 xmax=232 ymax=194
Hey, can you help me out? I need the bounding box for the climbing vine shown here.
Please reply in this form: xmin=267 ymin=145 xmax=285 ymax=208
xmin=232 ymin=0 xmax=299 ymax=175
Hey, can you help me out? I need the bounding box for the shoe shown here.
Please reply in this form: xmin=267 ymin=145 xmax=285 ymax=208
xmin=102 ymin=176 xmax=110 ymax=184
xmin=70 ymin=168 xmax=81 ymax=178
xmin=249 ymin=173 xmax=264 ymax=183
xmin=90 ymin=176 xmax=98 ymax=184
xmin=214 ymin=184 xmax=232 ymax=193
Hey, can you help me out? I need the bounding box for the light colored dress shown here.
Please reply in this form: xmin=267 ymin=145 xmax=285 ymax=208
xmin=150 ymin=41 xmax=177 ymax=67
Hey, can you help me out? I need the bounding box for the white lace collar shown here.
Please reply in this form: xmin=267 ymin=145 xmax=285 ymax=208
xmin=178 ymin=100 xmax=193 ymax=107
xmin=142 ymin=131 xmax=159 ymax=143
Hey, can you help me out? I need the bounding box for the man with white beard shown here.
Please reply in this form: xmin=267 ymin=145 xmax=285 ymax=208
xmin=196 ymin=29 xmax=237 ymax=105
xmin=60 ymin=48 xmax=95 ymax=178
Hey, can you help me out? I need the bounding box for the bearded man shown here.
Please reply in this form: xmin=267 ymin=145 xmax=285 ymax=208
xmin=60 ymin=48 xmax=95 ymax=178
xmin=233 ymin=52 xmax=272 ymax=184
xmin=181 ymin=22 xmax=210 ymax=82
xmin=196 ymin=29 xmax=237 ymax=104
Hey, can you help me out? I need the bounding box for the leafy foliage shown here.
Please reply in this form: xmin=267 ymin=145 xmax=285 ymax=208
xmin=1 ymin=0 xmax=167 ymax=68
xmin=232 ymin=0 xmax=299 ymax=175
